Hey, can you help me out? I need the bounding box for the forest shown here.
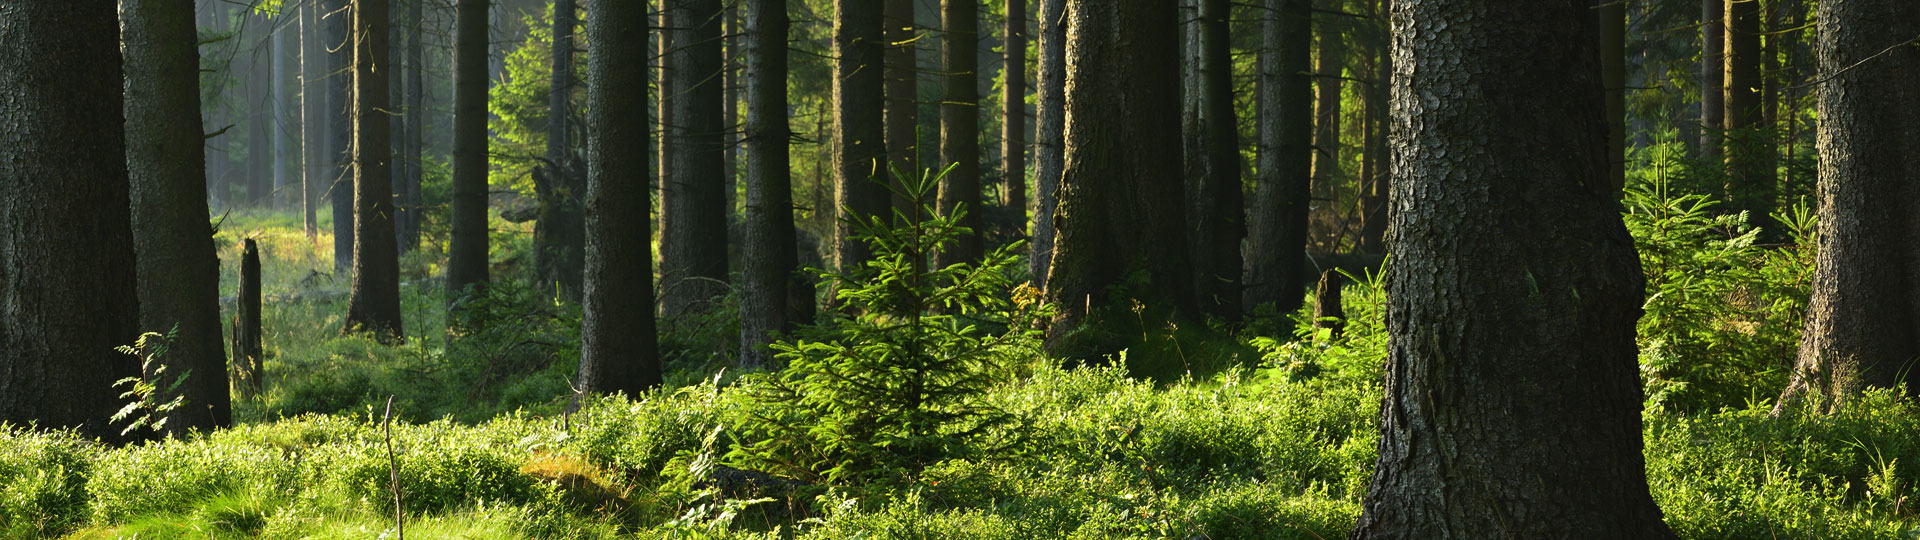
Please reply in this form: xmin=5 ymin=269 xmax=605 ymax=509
xmin=2 ymin=0 xmax=1918 ymax=537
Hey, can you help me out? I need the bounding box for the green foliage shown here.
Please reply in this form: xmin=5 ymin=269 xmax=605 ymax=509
xmin=1251 ymin=265 xmax=1388 ymax=387
xmin=111 ymin=327 xmax=190 ymax=437
xmin=726 ymin=166 xmax=1042 ymax=487
xmin=1625 ymin=134 xmax=1816 ymax=413
xmin=488 ymin=4 xmax=587 ymax=195
xmin=0 ymin=427 xmax=95 ymax=538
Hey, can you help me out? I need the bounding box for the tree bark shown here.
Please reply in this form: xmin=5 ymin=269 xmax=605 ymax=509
xmin=1182 ymin=0 xmax=1244 ymax=322
xmin=740 ymin=0 xmax=806 ymax=368
xmin=399 ymin=0 xmax=424 ymax=253
xmin=1312 ymin=269 xmax=1342 ymax=338
xmin=303 ymin=1 xmax=325 ymax=240
xmin=884 ymin=0 xmax=920 ymax=216
xmin=327 ymin=0 xmax=355 ymax=275
xmin=1700 ymin=0 xmax=1724 ymax=159
xmin=579 ymin=0 xmax=663 ymax=396
xmin=447 ymin=0 xmax=491 ymax=304
xmin=120 ymin=0 xmax=235 ymax=434
xmin=1042 ymin=0 xmax=1192 ymax=359
xmin=0 ymin=0 xmax=144 ymax=444
xmin=1356 ymin=0 xmax=1388 ymax=254
xmin=1310 ymin=0 xmax=1344 ymax=225
xmin=1002 ymin=0 xmax=1028 ymax=228
xmin=1773 ymin=0 xmax=1920 ymax=414
xmin=933 ymin=0 xmax=982 ymax=268
xmin=1028 ymin=0 xmax=1065 ymax=288
xmin=1723 ymin=0 xmax=1773 ymax=234
xmin=831 ymin=0 xmax=889 ymax=291
xmin=1601 ymin=0 xmax=1626 ymax=196
xmin=1348 ymin=1 xmax=1677 ymax=537
xmin=236 ymin=240 xmax=264 ymax=398
xmin=343 ymin=0 xmax=404 ymax=340
xmin=1244 ymin=0 xmax=1312 ymax=317
xmin=537 ymin=0 xmax=586 ymax=302
xmin=660 ymin=0 xmax=732 ymax=317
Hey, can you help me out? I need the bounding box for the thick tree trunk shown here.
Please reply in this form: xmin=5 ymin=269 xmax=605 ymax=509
xmin=579 ymin=0 xmax=663 ymax=396
xmin=884 ymin=0 xmax=920 ymax=216
xmin=1601 ymin=0 xmax=1626 ymax=196
xmin=1042 ymin=0 xmax=1192 ymax=360
xmin=302 ymin=1 xmax=324 ymax=240
xmin=1723 ymin=0 xmax=1773 ymax=234
xmin=1348 ymin=1 xmax=1677 ymax=537
xmin=933 ymin=0 xmax=982 ymax=267
xmin=327 ymin=0 xmax=354 ymax=275
xmin=1244 ymin=0 xmax=1312 ymax=316
xmin=343 ymin=0 xmax=404 ymax=340
xmin=1773 ymin=0 xmax=1920 ymax=414
xmin=1002 ymin=0 xmax=1028 ymax=228
xmin=1701 ymin=0 xmax=1724 ymax=160
xmin=537 ymin=0 xmax=586 ymax=301
xmin=831 ymin=0 xmax=889 ymax=292
xmin=1028 ymin=0 xmax=1065 ymax=288
xmin=1182 ymin=0 xmax=1244 ymax=322
xmin=740 ymin=0 xmax=805 ymax=367
xmin=447 ymin=0 xmax=491 ymax=304
xmin=0 ymin=1 xmax=144 ymax=444
xmin=121 ymin=0 xmax=235 ymax=434
xmin=660 ymin=0 xmax=731 ymax=317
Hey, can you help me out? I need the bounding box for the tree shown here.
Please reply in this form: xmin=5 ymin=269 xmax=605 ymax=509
xmin=933 ymin=0 xmax=982 ymax=268
xmin=447 ymin=0 xmax=491 ymax=305
xmin=0 ymin=1 xmax=144 ymax=444
xmin=1723 ymin=0 xmax=1774 ymax=234
xmin=741 ymin=0 xmax=809 ymax=367
xmin=1028 ymin=0 xmax=1065 ymax=287
xmin=247 ymin=9 xmax=274 ymax=208
xmin=342 ymin=0 xmax=404 ymax=340
xmin=1002 ymin=0 xmax=1028 ymax=228
xmin=1042 ymin=0 xmax=1193 ymax=359
xmin=884 ymin=0 xmax=919 ymax=215
xmin=1310 ymin=0 xmax=1344 ymax=225
xmin=1244 ymin=0 xmax=1311 ymax=316
xmin=660 ymin=0 xmax=731 ymax=317
xmin=327 ymin=0 xmax=354 ymax=275
xmin=1773 ymin=0 xmax=1920 ymax=414
xmin=1601 ymin=0 xmax=1626 ymax=195
xmin=398 ymin=0 xmax=425 ymax=252
xmin=120 ymin=0 xmax=234 ymax=434
xmin=831 ymin=0 xmax=889 ymax=299
xmin=1700 ymin=0 xmax=1724 ymax=159
xmin=578 ymin=0 xmax=662 ymax=396
xmin=1355 ymin=0 xmax=1389 ymax=253
xmin=302 ymin=0 xmax=325 ymax=240
xmin=536 ymin=0 xmax=586 ymax=301
xmin=1181 ymin=0 xmax=1244 ymax=322
xmin=1348 ymin=1 xmax=1678 ymax=537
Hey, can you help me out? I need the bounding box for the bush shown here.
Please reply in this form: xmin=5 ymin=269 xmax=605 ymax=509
xmin=87 ymin=437 xmax=296 ymax=523
xmin=0 ymin=427 xmax=96 ymax=538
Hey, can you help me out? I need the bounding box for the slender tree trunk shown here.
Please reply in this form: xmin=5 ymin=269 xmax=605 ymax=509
xmin=448 ymin=0 xmax=491 ymax=303
xmin=1042 ymin=0 xmax=1192 ymax=360
xmin=1773 ymin=0 xmax=1920 ymax=414
xmin=303 ymin=1 xmax=324 ymax=240
xmin=120 ymin=0 xmax=234 ymax=434
xmin=1028 ymin=0 xmax=1065 ymax=288
xmin=1244 ymin=0 xmax=1312 ymax=316
xmin=248 ymin=9 xmax=274 ymax=208
xmin=660 ymin=0 xmax=731 ymax=317
xmin=1723 ymin=0 xmax=1773 ymax=234
xmin=274 ymin=14 xmax=292 ymax=209
xmin=579 ymin=0 xmax=663 ymax=396
xmin=1183 ymin=0 xmax=1244 ymax=322
xmin=343 ymin=0 xmax=403 ymax=340
xmin=933 ymin=0 xmax=981 ymax=267
xmin=0 ymin=1 xmax=143 ymax=445
xmin=722 ymin=4 xmax=740 ymax=234
xmin=328 ymin=0 xmax=355 ymax=275
xmin=1701 ymin=0 xmax=1724 ymax=160
xmin=831 ymin=0 xmax=889 ymax=292
xmin=740 ymin=0 xmax=805 ymax=367
xmin=401 ymin=0 xmax=423 ymax=253
xmin=204 ymin=3 xmax=231 ymax=211
xmin=537 ymin=0 xmax=586 ymax=301
xmin=1348 ymin=1 xmax=1677 ymax=536
xmin=1356 ymin=0 xmax=1388 ymax=254
xmin=884 ymin=0 xmax=920 ymax=216
xmin=1002 ymin=0 xmax=1028 ymax=227
xmin=235 ymin=240 xmax=263 ymax=397
xmin=1310 ymin=0 xmax=1344 ymax=223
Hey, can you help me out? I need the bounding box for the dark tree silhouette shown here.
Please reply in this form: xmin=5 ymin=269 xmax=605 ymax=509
xmin=1182 ymin=0 xmax=1244 ymax=322
xmin=447 ymin=0 xmax=491 ymax=305
xmin=578 ymin=0 xmax=663 ymax=396
xmin=740 ymin=0 xmax=809 ymax=367
xmin=830 ymin=0 xmax=889 ymax=301
xmin=342 ymin=0 xmax=404 ymax=340
xmin=659 ymin=0 xmax=731 ymax=317
xmin=933 ymin=0 xmax=982 ymax=268
xmin=1244 ymin=0 xmax=1311 ymax=317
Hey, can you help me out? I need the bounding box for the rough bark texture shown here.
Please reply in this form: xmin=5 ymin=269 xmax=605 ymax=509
xmin=579 ymin=0 xmax=662 ymax=396
xmin=1348 ymin=1 xmax=1677 ymax=537
xmin=536 ymin=0 xmax=586 ymax=302
xmin=328 ymin=0 xmax=354 ymax=275
xmin=1311 ymin=269 xmax=1343 ymax=338
xmin=1723 ymin=0 xmax=1773 ymax=234
xmin=121 ymin=0 xmax=234 ymax=433
xmin=0 ymin=1 xmax=144 ymax=444
xmin=1042 ymin=0 xmax=1192 ymax=359
xmin=1700 ymin=0 xmax=1724 ymax=159
xmin=343 ymin=0 xmax=404 ymax=340
xmin=447 ymin=0 xmax=490 ymax=303
xmin=1182 ymin=0 xmax=1244 ymax=322
xmin=740 ymin=0 xmax=806 ymax=367
xmin=1244 ymin=0 xmax=1312 ymax=316
xmin=302 ymin=1 xmax=325 ymax=239
xmin=1773 ymin=0 xmax=1920 ymax=414
xmin=1002 ymin=0 xmax=1027 ymax=227
xmin=660 ymin=0 xmax=731 ymax=317
xmin=831 ymin=0 xmax=889 ymax=289
xmin=884 ymin=0 xmax=919 ymax=216
xmin=933 ymin=0 xmax=982 ymax=268
xmin=1028 ymin=0 xmax=1065 ymax=288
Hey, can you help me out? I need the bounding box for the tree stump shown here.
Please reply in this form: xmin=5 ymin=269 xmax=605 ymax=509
xmin=237 ymin=238 xmax=263 ymax=398
xmin=1313 ymin=269 xmax=1344 ymax=338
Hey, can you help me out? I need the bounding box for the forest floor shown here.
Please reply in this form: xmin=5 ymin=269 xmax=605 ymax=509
xmin=5 ymin=210 xmax=1920 ymax=539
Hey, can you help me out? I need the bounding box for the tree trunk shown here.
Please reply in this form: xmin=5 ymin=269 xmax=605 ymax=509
xmin=1028 ymin=0 xmax=1065 ymax=288
xmin=579 ymin=0 xmax=663 ymax=396
xmin=885 ymin=0 xmax=920 ymax=216
xmin=740 ymin=0 xmax=806 ymax=367
xmin=1700 ymin=0 xmax=1724 ymax=160
xmin=343 ymin=0 xmax=404 ymax=340
xmin=660 ymin=0 xmax=732 ymax=317
xmin=1312 ymin=269 xmax=1343 ymax=338
xmin=1002 ymin=0 xmax=1028 ymax=228
xmin=274 ymin=14 xmax=292 ymax=209
xmin=247 ymin=9 xmax=274 ymax=208
xmin=537 ymin=0 xmax=586 ymax=302
xmin=1182 ymin=0 xmax=1244 ymax=322
xmin=121 ymin=0 xmax=235 ymax=434
xmin=302 ymin=1 xmax=324 ymax=239
xmin=399 ymin=0 xmax=424 ymax=253
xmin=328 ymin=0 xmax=355 ymax=275
xmin=1356 ymin=0 xmax=1388 ymax=254
xmin=1310 ymin=0 xmax=1344 ymax=229
xmin=1601 ymin=0 xmax=1626 ymax=196
xmin=1348 ymin=1 xmax=1677 ymax=536
xmin=831 ymin=0 xmax=889 ymax=292
xmin=1244 ymin=0 xmax=1312 ymax=317
xmin=236 ymin=240 xmax=264 ymax=398
xmin=1042 ymin=0 xmax=1192 ymax=360
xmin=0 ymin=1 xmax=143 ymax=444
xmin=204 ymin=2 xmax=231 ymax=211
xmin=933 ymin=0 xmax=982 ymax=268
xmin=1773 ymin=0 xmax=1920 ymax=414
xmin=1723 ymin=0 xmax=1773 ymax=234
xmin=447 ymin=0 xmax=491 ymax=304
